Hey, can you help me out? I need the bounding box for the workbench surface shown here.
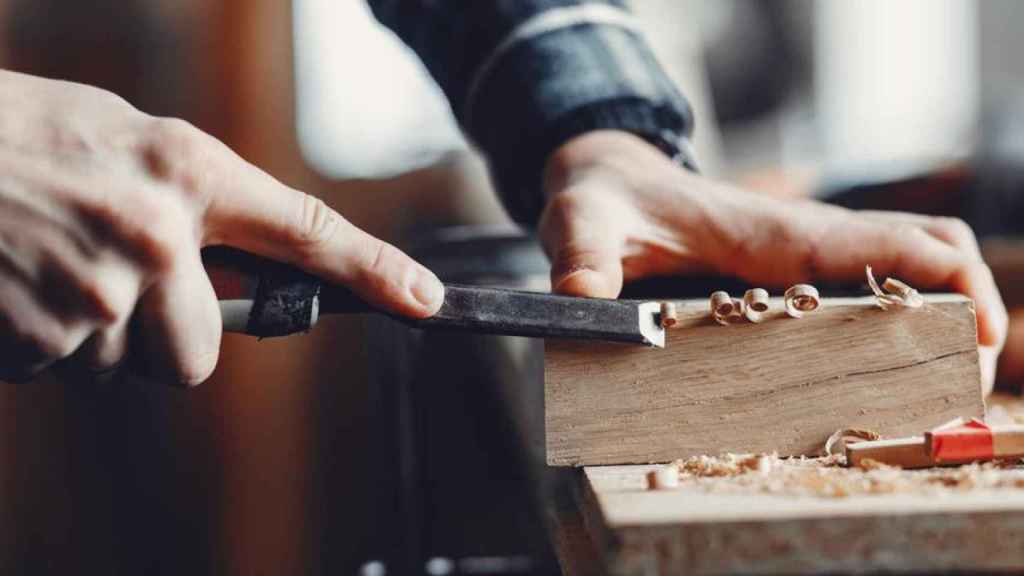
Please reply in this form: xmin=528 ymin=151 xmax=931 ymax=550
xmin=553 ymin=393 xmax=1024 ymax=575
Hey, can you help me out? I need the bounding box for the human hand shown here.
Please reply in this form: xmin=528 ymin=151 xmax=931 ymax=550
xmin=0 ymin=70 xmax=443 ymax=385
xmin=539 ymin=131 xmax=1006 ymax=389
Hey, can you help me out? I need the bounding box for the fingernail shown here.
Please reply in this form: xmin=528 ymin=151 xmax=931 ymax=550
xmin=411 ymin=268 xmax=444 ymax=312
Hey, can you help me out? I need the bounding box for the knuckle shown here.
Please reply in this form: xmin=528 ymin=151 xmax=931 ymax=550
xmin=731 ymin=213 xmax=811 ymax=281
xmin=94 ymin=86 xmax=132 ymax=109
xmin=292 ymin=194 xmax=341 ymax=258
xmin=135 ymin=220 xmax=182 ymax=274
xmin=359 ymin=241 xmax=403 ymax=285
xmin=892 ymin=223 xmax=926 ymax=242
xmin=144 ymin=117 xmax=207 ymax=192
xmin=935 ymin=216 xmax=977 ymax=245
xmin=77 ymin=190 xmax=193 ymax=276
xmin=72 ymin=276 xmax=126 ymax=324
xmin=120 ymin=198 xmax=191 ymax=274
xmin=151 ymin=117 xmax=200 ymax=154
xmin=883 ymin=225 xmax=931 ymax=267
xmin=76 ymin=83 xmax=134 ymax=111
xmin=796 ymin=238 xmax=826 ymax=281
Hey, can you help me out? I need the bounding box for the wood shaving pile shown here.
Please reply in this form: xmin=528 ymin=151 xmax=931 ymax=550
xmin=677 ymin=453 xmax=781 ymax=477
xmin=670 ymin=453 xmax=1024 ymax=498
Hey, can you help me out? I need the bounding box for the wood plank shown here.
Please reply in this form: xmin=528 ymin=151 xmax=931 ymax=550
xmin=579 ymin=464 xmax=1024 ymax=574
xmin=545 ymin=295 xmax=982 ymax=466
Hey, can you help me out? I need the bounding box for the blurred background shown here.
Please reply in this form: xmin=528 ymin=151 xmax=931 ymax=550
xmin=2 ymin=0 xmax=1024 ymax=573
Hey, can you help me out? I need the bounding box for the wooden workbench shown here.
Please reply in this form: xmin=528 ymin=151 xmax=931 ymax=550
xmin=550 ymin=394 xmax=1024 ymax=575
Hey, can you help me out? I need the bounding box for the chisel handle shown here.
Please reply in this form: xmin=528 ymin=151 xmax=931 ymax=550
xmin=203 ymin=246 xmax=351 ymax=337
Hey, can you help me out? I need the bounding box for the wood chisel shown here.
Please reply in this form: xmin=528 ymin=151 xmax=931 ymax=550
xmin=202 ymin=247 xmax=665 ymax=348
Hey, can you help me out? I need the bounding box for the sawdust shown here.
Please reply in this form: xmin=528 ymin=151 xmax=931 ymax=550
xmin=663 ymin=395 xmax=1024 ymax=498
xmin=672 ymin=452 xmax=1024 ymax=498
xmin=676 ymin=453 xmax=777 ymax=477
xmin=854 ymin=457 xmax=891 ymax=471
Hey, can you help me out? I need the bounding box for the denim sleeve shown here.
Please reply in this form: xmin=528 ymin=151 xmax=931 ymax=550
xmin=367 ymin=0 xmax=696 ymax=225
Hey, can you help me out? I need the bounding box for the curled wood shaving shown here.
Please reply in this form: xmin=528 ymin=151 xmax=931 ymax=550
xmin=743 ymin=288 xmax=769 ymax=323
xmin=783 ymin=284 xmax=820 ymax=318
xmin=866 ymin=265 xmax=923 ymax=309
xmin=709 ymin=291 xmax=734 ymax=325
xmin=824 ymin=428 xmax=881 ymax=457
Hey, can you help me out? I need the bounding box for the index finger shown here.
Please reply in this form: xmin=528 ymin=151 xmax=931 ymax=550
xmin=198 ymin=142 xmax=444 ymax=319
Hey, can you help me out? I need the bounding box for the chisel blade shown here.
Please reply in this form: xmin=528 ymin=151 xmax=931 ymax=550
xmin=398 ymin=284 xmax=665 ymax=347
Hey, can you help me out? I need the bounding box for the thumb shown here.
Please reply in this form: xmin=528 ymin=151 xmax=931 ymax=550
xmin=202 ymin=149 xmax=443 ymax=318
xmin=539 ymin=192 xmax=625 ymax=299
xmin=550 ymin=239 xmax=624 ymax=298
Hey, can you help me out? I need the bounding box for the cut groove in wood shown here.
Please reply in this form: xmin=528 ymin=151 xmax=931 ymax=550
xmin=545 ymin=295 xmax=983 ymax=466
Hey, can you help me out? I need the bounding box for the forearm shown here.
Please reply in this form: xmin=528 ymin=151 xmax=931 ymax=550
xmin=367 ymin=0 xmax=697 ymax=224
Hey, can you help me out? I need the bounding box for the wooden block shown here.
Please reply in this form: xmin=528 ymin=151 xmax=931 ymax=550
xmin=545 ymin=295 xmax=982 ymax=466
xmin=574 ymin=464 xmax=1024 ymax=575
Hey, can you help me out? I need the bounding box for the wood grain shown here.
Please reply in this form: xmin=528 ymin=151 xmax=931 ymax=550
xmin=545 ymin=295 xmax=983 ymax=466
xmin=575 ymin=464 xmax=1024 ymax=575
